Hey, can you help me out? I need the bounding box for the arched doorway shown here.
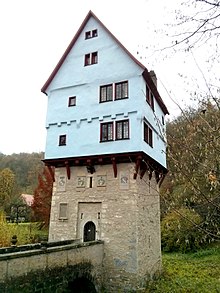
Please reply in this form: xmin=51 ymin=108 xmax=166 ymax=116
xmin=68 ymin=277 xmax=97 ymax=293
xmin=83 ymin=221 xmax=96 ymax=242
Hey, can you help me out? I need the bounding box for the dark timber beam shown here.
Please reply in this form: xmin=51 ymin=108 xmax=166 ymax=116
xmin=65 ymin=161 xmax=71 ymax=180
xmin=111 ymin=157 xmax=117 ymax=178
xmin=133 ymin=155 xmax=142 ymax=179
xmin=148 ymin=171 xmax=152 ymax=180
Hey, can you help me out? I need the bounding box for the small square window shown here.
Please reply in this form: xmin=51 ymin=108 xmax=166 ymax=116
xmin=59 ymin=135 xmax=66 ymax=146
xmin=84 ymin=52 xmax=98 ymax=66
xmin=85 ymin=29 xmax=98 ymax=39
xmin=68 ymin=96 xmax=76 ymax=107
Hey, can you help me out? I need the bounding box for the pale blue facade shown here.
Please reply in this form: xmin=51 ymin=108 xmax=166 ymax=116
xmin=43 ymin=15 xmax=168 ymax=168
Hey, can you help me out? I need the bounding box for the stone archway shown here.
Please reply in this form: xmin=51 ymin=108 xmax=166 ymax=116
xmin=83 ymin=221 xmax=96 ymax=242
xmin=67 ymin=277 xmax=97 ymax=293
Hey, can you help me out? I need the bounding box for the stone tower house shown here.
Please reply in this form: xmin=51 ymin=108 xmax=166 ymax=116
xmin=41 ymin=11 xmax=169 ymax=291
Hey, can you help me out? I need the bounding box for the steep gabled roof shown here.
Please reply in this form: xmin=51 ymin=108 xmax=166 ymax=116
xmin=41 ymin=10 xmax=169 ymax=115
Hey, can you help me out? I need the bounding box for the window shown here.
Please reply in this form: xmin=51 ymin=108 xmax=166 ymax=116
xmin=68 ymin=96 xmax=76 ymax=107
xmin=99 ymin=81 xmax=129 ymax=103
xmin=150 ymin=92 xmax=155 ymax=111
xmin=115 ymin=81 xmax=128 ymax=100
xmin=116 ymin=120 xmax=129 ymax=140
xmin=59 ymin=135 xmax=66 ymax=146
xmin=85 ymin=53 xmax=90 ymax=66
xmin=91 ymin=52 xmax=98 ymax=64
xmin=85 ymin=31 xmax=91 ymax=39
xmin=162 ymin=116 xmax=165 ymax=125
xmin=84 ymin=52 xmax=98 ymax=66
xmin=146 ymin=85 xmax=150 ymax=104
xmin=100 ymin=122 xmax=113 ymax=142
xmin=100 ymin=84 xmax=113 ymax=102
xmin=146 ymin=84 xmax=154 ymax=111
xmin=85 ymin=29 xmax=98 ymax=39
xmin=144 ymin=123 xmax=153 ymax=147
xmin=92 ymin=29 xmax=98 ymax=37
xmin=59 ymin=203 xmax=68 ymax=219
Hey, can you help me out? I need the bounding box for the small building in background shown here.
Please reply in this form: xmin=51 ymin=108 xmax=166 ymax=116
xmin=21 ymin=194 xmax=34 ymax=207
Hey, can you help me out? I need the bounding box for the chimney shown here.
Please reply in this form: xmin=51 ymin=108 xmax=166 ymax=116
xmin=149 ymin=70 xmax=157 ymax=88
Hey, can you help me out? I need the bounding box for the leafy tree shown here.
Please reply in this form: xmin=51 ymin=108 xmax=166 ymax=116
xmin=161 ymin=208 xmax=204 ymax=252
xmin=0 ymin=152 xmax=44 ymax=194
xmin=0 ymin=168 xmax=22 ymax=213
xmin=161 ymin=99 xmax=220 ymax=241
xmin=32 ymin=166 xmax=53 ymax=228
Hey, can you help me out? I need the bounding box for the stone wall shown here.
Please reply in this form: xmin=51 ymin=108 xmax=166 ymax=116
xmin=0 ymin=241 xmax=104 ymax=292
xmin=49 ymin=162 xmax=162 ymax=291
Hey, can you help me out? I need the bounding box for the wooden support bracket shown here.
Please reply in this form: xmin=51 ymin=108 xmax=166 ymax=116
xmin=133 ymin=155 xmax=142 ymax=179
xmin=111 ymin=157 xmax=117 ymax=178
xmin=65 ymin=161 xmax=71 ymax=180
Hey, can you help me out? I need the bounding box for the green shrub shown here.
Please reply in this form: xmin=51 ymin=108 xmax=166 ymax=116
xmin=161 ymin=208 xmax=206 ymax=252
xmin=0 ymin=214 xmax=48 ymax=247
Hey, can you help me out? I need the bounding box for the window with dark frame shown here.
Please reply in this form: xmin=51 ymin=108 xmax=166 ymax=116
xmin=59 ymin=135 xmax=66 ymax=146
xmin=68 ymin=96 xmax=76 ymax=107
xmin=146 ymin=85 xmax=150 ymax=103
xmin=85 ymin=31 xmax=91 ymax=39
xmin=150 ymin=92 xmax=155 ymax=111
xmin=84 ymin=53 xmax=90 ymax=66
xmin=115 ymin=81 xmax=128 ymax=100
xmin=92 ymin=29 xmax=98 ymax=37
xmin=146 ymin=84 xmax=154 ymax=111
xmin=59 ymin=203 xmax=68 ymax=219
xmin=116 ymin=120 xmax=129 ymax=140
xmin=84 ymin=52 xmax=98 ymax=66
xmin=85 ymin=29 xmax=98 ymax=39
xmin=144 ymin=123 xmax=153 ymax=147
xmin=100 ymin=122 xmax=113 ymax=142
xmin=91 ymin=52 xmax=98 ymax=64
xmin=100 ymin=84 xmax=113 ymax=102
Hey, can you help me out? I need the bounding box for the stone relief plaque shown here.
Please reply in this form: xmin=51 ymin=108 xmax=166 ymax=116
xmin=77 ymin=176 xmax=86 ymax=188
xmin=57 ymin=175 xmax=66 ymax=192
xmin=120 ymin=171 xmax=129 ymax=189
xmin=97 ymin=175 xmax=107 ymax=187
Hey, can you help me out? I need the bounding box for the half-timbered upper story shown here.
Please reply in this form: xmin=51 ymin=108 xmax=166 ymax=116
xmin=41 ymin=11 xmax=169 ymax=176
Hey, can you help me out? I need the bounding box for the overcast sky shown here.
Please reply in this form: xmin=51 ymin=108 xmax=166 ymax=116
xmin=0 ymin=0 xmax=211 ymax=155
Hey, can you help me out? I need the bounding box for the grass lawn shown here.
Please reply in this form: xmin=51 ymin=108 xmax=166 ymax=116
xmin=146 ymin=246 xmax=220 ymax=292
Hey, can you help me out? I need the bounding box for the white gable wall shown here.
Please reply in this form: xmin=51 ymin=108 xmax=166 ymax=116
xmin=44 ymin=16 xmax=167 ymax=168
